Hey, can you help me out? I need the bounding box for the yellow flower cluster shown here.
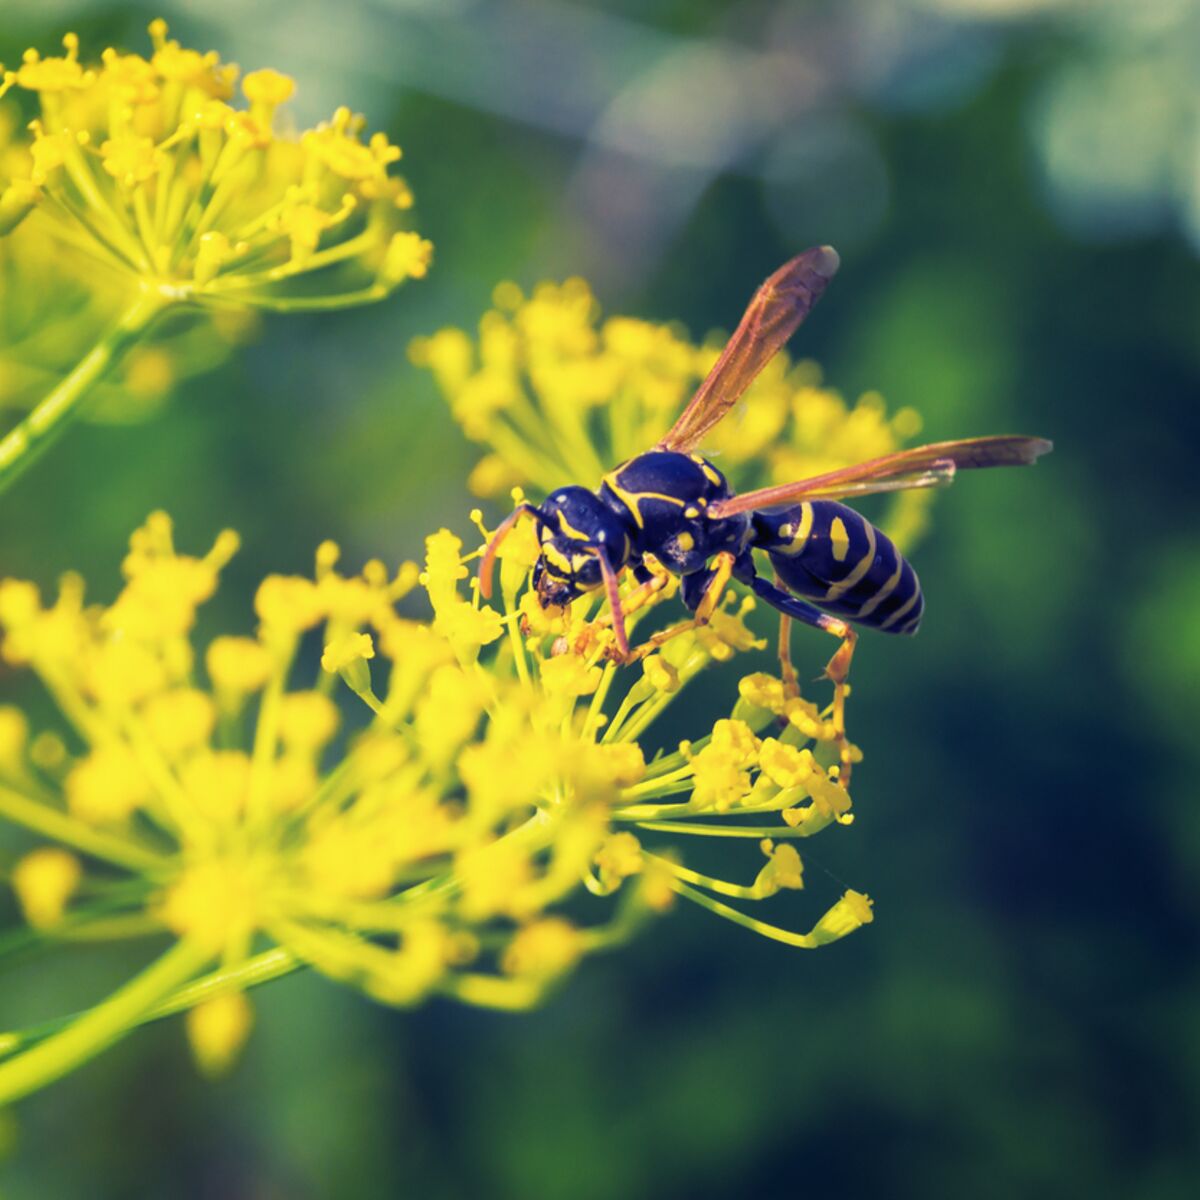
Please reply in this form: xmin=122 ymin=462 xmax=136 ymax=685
xmin=0 ymin=511 xmax=871 ymax=1101
xmin=0 ymin=104 xmax=254 ymax=425
xmin=0 ymin=22 xmax=431 ymax=312
xmin=410 ymin=277 xmax=930 ymax=549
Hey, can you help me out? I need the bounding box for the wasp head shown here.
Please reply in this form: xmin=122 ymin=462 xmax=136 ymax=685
xmin=531 ymin=486 xmax=633 ymax=610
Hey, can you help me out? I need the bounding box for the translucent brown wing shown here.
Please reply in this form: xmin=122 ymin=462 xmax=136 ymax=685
xmin=706 ymin=435 xmax=1053 ymax=518
xmin=657 ymin=246 xmax=841 ymax=454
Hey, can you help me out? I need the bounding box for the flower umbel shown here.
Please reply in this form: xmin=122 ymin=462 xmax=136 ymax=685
xmin=1 ymin=99 xmax=256 ymax=425
xmin=0 ymin=23 xmax=429 ymax=310
xmin=0 ymin=512 xmax=870 ymax=1101
xmin=0 ymin=23 xmax=430 ymax=495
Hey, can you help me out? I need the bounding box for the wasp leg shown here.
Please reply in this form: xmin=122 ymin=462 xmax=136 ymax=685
xmin=683 ymin=552 xmax=737 ymax=622
xmin=590 ymin=549 xmax=632 ymax=659
xmin=628 ymin=552 xmax=736 ymax=661
xmin=577 ymin=556 xmax=672 ymax=661
xmin=613 ymin=556 xmax=673 ymax=620
xmin=772 ymin=567 xmax=800 ymax=699
xmin=631 ymin=560 xmax=657 ymax=585
xmin=744 ymin=572 xmax=859 ymax=787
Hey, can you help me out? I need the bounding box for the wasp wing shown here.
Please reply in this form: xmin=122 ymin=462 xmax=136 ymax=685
xmin=657 ymin=246 xmax=841 ymax=454
xmin=706 ymin=435 xmax=1053 ymax=518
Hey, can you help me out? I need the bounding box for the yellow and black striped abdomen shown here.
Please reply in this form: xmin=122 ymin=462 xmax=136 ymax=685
xmin=754 ymin=500 xmax=924 ymax=634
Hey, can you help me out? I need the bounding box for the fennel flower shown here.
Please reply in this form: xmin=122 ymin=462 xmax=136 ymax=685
xmin=0 ymin=22 xmax=431 ymax=493
xmin=0 ymin=108 xmax=255 ymax=427
xmin=1 ymin=97 xmax=255 ymax=423
xmin=0 ymin=511 xmax=870 ymax=1104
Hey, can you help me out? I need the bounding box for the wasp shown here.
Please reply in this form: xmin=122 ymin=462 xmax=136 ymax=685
xmin=479 ymin=246 xmax=1051 ymax=777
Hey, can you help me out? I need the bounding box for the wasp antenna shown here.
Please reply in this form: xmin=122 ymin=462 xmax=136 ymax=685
xmin=478 ymin=504 xmax=535 ymax=600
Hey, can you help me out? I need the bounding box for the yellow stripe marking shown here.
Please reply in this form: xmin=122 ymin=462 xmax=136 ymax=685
xmin=856 ymin=557 xmax=904 ymax=619
xmin=779 ymin=502 xmax=814 ymax=554
xmin=543 ymin=543 xmax=575 ymax=572
xmin=880 ymin=584 xmax=921 ymax=630
xmin=830 ymin=517 xmax=850 ymax=562
xmin=556 ymin=512 xmax=592 ymax=541
xmin=602 ymin=470 xmax=685 ymax=529
xmin=825 ymin=520 xmax=876 ymax=602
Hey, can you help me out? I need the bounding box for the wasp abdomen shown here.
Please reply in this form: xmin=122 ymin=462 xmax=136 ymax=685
xmin=754 ymin=500 xmax=924 ymax=634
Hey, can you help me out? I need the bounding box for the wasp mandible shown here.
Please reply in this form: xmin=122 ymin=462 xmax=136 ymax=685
xmin=479 ymin=247 xmax=1051 ymax=775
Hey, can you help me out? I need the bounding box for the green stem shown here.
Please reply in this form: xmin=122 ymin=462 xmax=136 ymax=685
xmin=0 ymin=783 xmax=172 ymax=875
xmin=217 ymin=286 xmax=387 ymax=312
xmin=0 ymin=288 xmax=167 ymax=497
xmin=649 ymin=853 xmax=769 ymax=900
xmin=0 ymin=946 xmax=299 ymax=1060
xmin=144 ymin=946 xmax=297 ymax=1020
xmin=672 ymin=882 xmax=822 ymax=948
xmin=633 ymin=820 xmax=825 ymax=839
xmin=0 ymin=937 xmax=210 ymax=1104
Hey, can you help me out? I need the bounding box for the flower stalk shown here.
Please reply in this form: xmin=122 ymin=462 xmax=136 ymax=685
xmin=0 ymin=937 xmax=211 ymax=1105
xmin=0 ymin=288 xmax=165 ymax=495
xmin=0 ymin=780 xmax=169 ymax=873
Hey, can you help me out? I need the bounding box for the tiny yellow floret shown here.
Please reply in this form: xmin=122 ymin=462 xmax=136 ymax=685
xmin=186 ymin=991 xmax=254 ymax=1077
xmin=811 ymin=890 xmax=874 ymax=943
xmin=278 ymin=691 xmax=340 ymax=751
xmin=256 ymin=576 xmax=324 ymax=633
xmin=207 ymin=636 xmax=273 ymax=694
xmin=12 ymin=848 xmax=81 ymax=928
xmin=0 ymin=706 xmax=29 ymax=769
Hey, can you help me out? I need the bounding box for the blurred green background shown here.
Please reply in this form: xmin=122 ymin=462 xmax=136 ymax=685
xmin=2 ymin=1 xmax=1198 ymax=1196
